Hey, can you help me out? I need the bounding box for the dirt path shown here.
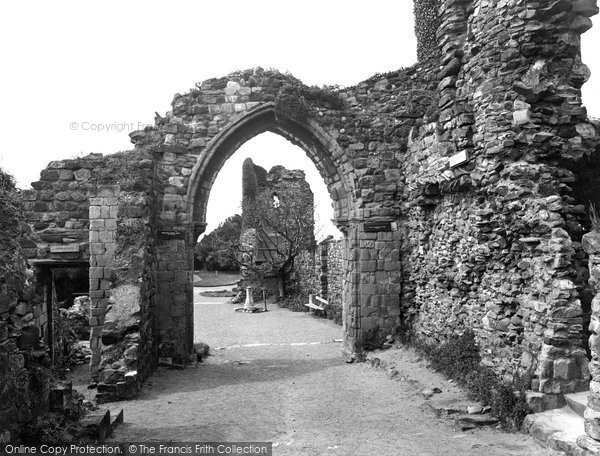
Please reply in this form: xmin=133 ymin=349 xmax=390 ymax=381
xmin=108 ymin=291 xmax=545 ymax=455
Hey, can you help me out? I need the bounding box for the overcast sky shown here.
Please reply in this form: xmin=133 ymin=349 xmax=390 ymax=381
xmin=0 ymin=1 xmax=598 ymax=238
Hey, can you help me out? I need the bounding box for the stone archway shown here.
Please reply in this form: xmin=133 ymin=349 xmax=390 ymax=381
xmin=24 ymin=68 xmax=409 ymax=393
xmin=186 ymin=102 xmax=354 ymax=239
xmin=136 ymin=70 xmax=405 ymax=367
xmin=182 ymin=103 xmax=357 ymax=361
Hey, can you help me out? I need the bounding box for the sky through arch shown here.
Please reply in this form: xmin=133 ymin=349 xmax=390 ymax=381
xmin=205 ymin=132 xmax=341 ymax=240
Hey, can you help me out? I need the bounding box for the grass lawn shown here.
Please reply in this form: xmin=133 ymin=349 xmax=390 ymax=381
xmin=193 ymin=270 xmax=240 ymax=287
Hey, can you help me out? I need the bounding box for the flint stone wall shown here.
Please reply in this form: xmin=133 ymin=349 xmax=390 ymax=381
xmin=288 ymin=249 xmax=318 ymax=304
xmin=309 ymin=238 xmax=344 ymax=325
xmin=287 ymin=237 xmax=344 ymax=325
xmin=398 ymin=0 xmax=600 ymax=394
xmin=324 ymin=239 xmax=344 ymax=325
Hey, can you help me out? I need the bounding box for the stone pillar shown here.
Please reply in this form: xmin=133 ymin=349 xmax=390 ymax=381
xmin=88 ymin=186 xmax=118 ymax=379
xmin=341 ymin=220 xmax=402 ymax=359
xmin=341 ymin=223 xmax=360 ymax=360
xmin=583 ymin=231 xmax=600 ymax=441
xmin=156 ymin=229 xmax=192 ymax=364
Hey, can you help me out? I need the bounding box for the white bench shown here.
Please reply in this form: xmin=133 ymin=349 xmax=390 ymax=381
xmin=305 ymin=294 xmax=327 ymax=312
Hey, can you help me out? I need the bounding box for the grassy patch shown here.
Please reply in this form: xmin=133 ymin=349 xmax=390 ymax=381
xmin=359 ymin=326 xmax=388 ymax=351
xmin=93 ymin=150 xmax=154 ymax=192
xmin=193 ymin=270 xmax=240 ymax=287
xmin=199 ymin=290 xmax=237 ymax=298
xmin=412 ymin=331 xmax=530 ymax=430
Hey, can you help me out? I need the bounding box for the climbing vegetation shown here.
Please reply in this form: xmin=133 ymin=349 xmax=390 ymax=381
xmin=93 ymin=150 xmax=154 ymax=192
xmin=0 ymin=168 xmax=26 ymax=290
xmin=275 ymin=82 xmax=344 ymax=121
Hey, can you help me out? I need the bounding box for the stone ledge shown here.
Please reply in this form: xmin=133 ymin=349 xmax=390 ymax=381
xmin=565 ymin=392 xmax=588 ymax=418
xmin=523 ymin=406 xmax=593 ymax=455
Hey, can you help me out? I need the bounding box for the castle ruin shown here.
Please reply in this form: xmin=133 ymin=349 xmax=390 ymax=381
xmin=2 ymin=0 xmax=600 ymax=446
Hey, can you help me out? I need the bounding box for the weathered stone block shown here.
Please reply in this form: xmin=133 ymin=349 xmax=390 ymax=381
xmin=98 ymin=188 xmax=115 ymax=198
xmin=102 ymin=284 xmax=140 ymax=345
xmin=40 ymin=169 xmax=59 ymax=181
xmin=553 ymin=358 xmax=579 ymax=380
xmin=90 ymin=220 xmax=105 ymax=230
xmin=74 ymin=169 xmax=92 ymax=181
xmin=59 ymin=170 xmax=74 ymax=180
xmin=102 ymin=369 xmax=126 ymax=384
xmin=99 ymin=231 xmax=115 ymax=243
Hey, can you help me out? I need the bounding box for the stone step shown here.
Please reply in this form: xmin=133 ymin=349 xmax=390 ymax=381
xmin=454 ymin=413 xmax=499 ymax=431
xmin=523 ymin=406 xmax=586 ymax=455
xmin=565 ymin=391 xmax=588 ymax=419
xmin=525 ymin=390 xmax=566 ymax=413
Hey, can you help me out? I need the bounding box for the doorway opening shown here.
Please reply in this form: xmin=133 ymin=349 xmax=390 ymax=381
xmin=192 ymin=132 xmax=343 ymax=352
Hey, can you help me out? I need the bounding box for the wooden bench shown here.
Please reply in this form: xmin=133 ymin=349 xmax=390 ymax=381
xmin=305 ymin=294 xmax=326 ymax=312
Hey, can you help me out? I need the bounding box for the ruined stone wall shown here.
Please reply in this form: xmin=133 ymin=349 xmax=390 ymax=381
xmin=94 ymin=185 xmax=157 ymax=402
xmin=583 ymin=231 xmax=600 ymax=438
xmin=153 ymin=151 xmax=197 ymax=365
xmin=23 ymin=151 xmax=155 ymax=263
xmin=318 ymin=238 xmax=344 ymax=325
xmin=88 ymin=186 xmax=118 ymax=378
xmin=0 ymin=171 xmax=53 ymax=442
xmin=288 ymin=249 xmax=318 ymax=303
xmin=327 ymin=240 xmax=344 ymax=325
xmin=21 ymin=155 xmax=103 ymax=262
xmin=240 ymin=159 xmax=316 ymax=300
xmin=125 ymin=63 xmax=441 ymax=358
xmin=241 ymin=158 xmax=267 ymax=232
xmin=398 ymin=0 xmax=600 ymax=394
xmin=27 ymin=152 xmax=159 ymax=401
xmin=284 ymin=238 xmax=344 ymax=325
xmin=20 ymin=0 xmax=600 ymax=390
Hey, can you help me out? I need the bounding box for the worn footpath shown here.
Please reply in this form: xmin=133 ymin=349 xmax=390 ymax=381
xmin=107 ymin=290 xmax=546 ymax=456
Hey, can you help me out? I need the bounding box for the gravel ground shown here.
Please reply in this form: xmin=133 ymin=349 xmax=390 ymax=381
xmin=106 ymin=290 xmax=546 ymax=456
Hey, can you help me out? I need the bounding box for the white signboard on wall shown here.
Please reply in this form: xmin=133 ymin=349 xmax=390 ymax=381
xmin=449 ymin=150 xmax=468 ymax=168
